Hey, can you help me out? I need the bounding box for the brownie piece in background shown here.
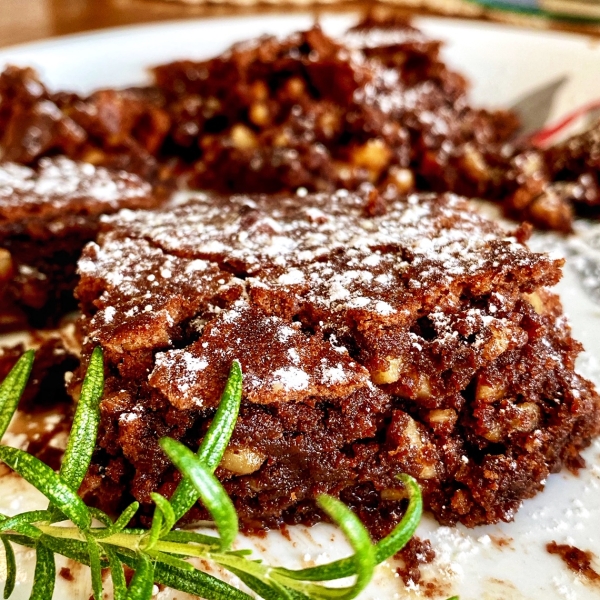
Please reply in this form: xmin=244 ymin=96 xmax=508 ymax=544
xmin=0 ymin=156 xmax=159 ymax=329
xmin=0 ymin=65 xmax=170 ymax=181
xmin=1 ymin=17 xmax=598 ymax=233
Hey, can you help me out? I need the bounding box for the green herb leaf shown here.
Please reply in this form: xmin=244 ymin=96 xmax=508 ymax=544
xmin=0 ymin=534 xmax=35 ymax=550
xmin=0 ymin=511 xmax=50 ymax=539
xmin=0 ymin=447 xmax=91 ymax=531
xmin=271 ymin=582 xmax=312 ymax=600
xmin=93 ymin=501 xmax=139 ymax=540
xmin=162 ymin=529 xmax=220 ymax=548
xmin=149 ymin=551 xmax=195 ymax=572
xmin=374 ymin=474 xmax=422 ymax=563
xmin=169 ymin=360 xmax=242 ymax=522
xmin=313 ymin=494 xmax=375 ymax=600
xmin=275 ymin=474 xmax=422 ymax=582
xmin=142 ymin=510 xmax=163 ymax=553
xmin=86 ymin=534 xmax=103 ymax=600
xmin=105 ymin=545 xmax=127 ymax=600
xmin=150 ymin=493 xmax=176 ymax=535
xmin=227 ymin=567 xmax=291 ymax=600
xmin=37 ymin=534 xmax=93 ymax=567
xmin=160 ymin=438 xmax=238 ymax=552
xmin=151 ymin=559 xmax=254 ymax=600
xmin=60 ymin=347 xmax=104 ymax=492
xmin=88 ymin=507 xmax=113 ymax=527
xmin=125 ymin=552 xmax=155 ymax=600
xmin=0 ymin=350 xmax=34 ymax=440
xmin=29 ymin=543 xmax=55 ymax=600
xmin=1 ymin=536 xmax=16 ymax=599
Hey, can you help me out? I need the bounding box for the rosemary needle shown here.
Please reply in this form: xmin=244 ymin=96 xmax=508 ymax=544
xmin=0 ymin=349 xmax=429 ymax=600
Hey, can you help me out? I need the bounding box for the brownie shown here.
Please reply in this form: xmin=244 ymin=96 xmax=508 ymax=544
xmin=74 ymin=186 xmax=600 ymax=534
xmin=2 ymin=18 xmax=598 ymax=232
xmin=150 ymin=15 xmax=600 ymax=232
xmin=0 ymin=65 xmax=171 ymax=182
xmin=0 ymin=156 xmax=160 ymax=328
xmin=544 ymin=122 xmax=600 ymax=218
xmin=489 ymin=120 xmax=600 ymax=233
xmin=152 ymin=23 xmax=518 ymax=200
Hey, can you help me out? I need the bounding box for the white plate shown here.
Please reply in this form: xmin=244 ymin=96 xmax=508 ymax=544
xmin=1 ymin=14 xmax=600 ymax=600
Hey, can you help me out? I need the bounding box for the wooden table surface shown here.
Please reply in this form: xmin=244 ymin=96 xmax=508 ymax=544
xmin=2 ymin=0 xmax=600 ymax=50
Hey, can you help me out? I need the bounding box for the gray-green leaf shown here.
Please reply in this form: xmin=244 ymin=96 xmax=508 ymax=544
xmin=0 ymin=350 xmax=34 ymax=441
xmin=0 ymin=447 xmax=91 ymax=531
xmin=60 ymin=347 xmax=104 ymax=492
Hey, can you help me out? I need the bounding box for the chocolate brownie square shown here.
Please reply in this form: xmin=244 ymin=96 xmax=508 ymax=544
xmin=75 ymin=186 xmax=599 ymax=534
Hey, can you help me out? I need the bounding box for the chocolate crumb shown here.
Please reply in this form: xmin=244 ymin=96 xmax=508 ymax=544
xmin=59 ymin=566 xmax=74 ymax=581
xmin=546 ymin=542 xmax=600 ymax=581
xmin=395 ymin=536 xmax=435 ymax=586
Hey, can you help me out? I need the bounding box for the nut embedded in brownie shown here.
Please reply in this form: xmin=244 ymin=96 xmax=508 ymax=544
xmin=0 ymin=156 xmax=161 ymax=329
xmin=74 ymin=186 xmax=600 ymax=535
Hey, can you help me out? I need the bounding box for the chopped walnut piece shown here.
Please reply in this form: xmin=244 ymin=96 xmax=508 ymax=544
xmin=528 ymin=189 xmax=574 ymax=233
xmin=460 ymin=144 xmax=489 ymax=182
xmin=371 ymin=357 xmax=404 ymax=384
xmin=221 ymin=447 xmax=266 ymax=475
xmin=511 ymin=402 xmax=540 ymax=433
xmin=476 ymin=379 xmax=506 ymax=403
xmin=426 ymin=409 xmax=457 ymax=427
xmin=230 ymin=124 xmax=258 ymax=150
xmin=249 ymin=103 xmax=270 ymax=127
xmin=350 ymin=139 xmax=392 ymax=180
xmin=385 ymin=166 xmax=414 ymax=193
xmin=0 ymin=248 xmax=13 ymax=284
xmin=522 ymin=290 xmax=546 ymax=315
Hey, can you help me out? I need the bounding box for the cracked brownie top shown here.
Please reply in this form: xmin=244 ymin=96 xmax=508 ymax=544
xmin=77 ymin=187 xmax=562 ymax=406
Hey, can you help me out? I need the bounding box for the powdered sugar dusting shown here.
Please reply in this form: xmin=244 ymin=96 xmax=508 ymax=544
xmin=99 ymin=189 xmax=551 ymax=336
xmin=147 ymin=300 xmax=372 ymax=409
xmin=272 ymin=366 xmax=310 ymax=391
xmin=0 ymin=156 xmax=151 ymax=219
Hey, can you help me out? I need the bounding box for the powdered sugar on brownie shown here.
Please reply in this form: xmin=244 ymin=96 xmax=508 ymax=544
xmin=0 ymin=157 xmax=151 ymax=222
xmin=102 ymin=189 xmax=555 ymax=301
xmin=81 ymin=186 xmax=564 ymax=409
xmin=149 ymin=301 xmax=370 ymax=409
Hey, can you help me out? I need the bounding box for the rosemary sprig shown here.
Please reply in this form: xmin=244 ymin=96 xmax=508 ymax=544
xmin=0 ymin=350 xmax=427 ymax=600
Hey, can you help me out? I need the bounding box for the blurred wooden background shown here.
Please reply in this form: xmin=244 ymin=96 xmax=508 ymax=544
xmin=2 ymin=0 xmax=600 ymax=48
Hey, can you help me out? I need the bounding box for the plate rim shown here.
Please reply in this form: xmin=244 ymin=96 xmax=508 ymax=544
xmin=1 ymin=11 xmax=599 ymax=59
